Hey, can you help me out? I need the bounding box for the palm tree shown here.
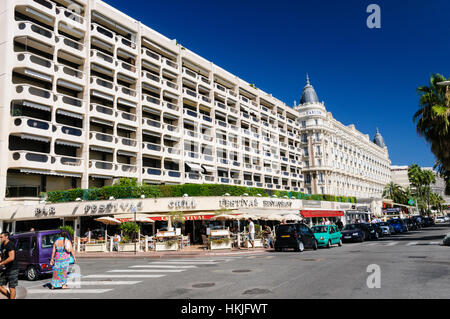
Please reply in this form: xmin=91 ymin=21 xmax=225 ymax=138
xmin=414 ymin=74 xmax=450 ymax=171
xmin=383 ymin=182 xmax=407 ymax=204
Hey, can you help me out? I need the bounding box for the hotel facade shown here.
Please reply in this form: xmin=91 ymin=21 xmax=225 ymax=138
xmin=0 ymin=0 xmax=391 ymax=227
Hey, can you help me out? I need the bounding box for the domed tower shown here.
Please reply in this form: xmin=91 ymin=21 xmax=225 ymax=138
xmin=373 ymin=128 xmax=386 ymax=148
xmin=299 ymin=74 xmax=319 ymax=105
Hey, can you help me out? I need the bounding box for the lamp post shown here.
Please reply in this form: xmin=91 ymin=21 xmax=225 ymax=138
xmin=131 ymin=204 xmax=137 ymax=255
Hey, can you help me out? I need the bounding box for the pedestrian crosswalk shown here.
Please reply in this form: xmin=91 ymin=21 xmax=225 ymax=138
xmin=26 ymin=257 xmax=240 ymax=297
xmin=359 ymin=241 xmax=441 ymax=247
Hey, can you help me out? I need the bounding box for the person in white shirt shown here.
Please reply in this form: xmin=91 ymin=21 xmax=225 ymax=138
xmin=113 ymin=233 xmax=121 ymax=251
xmin=248 ymin=218 xmax=255 ymax=249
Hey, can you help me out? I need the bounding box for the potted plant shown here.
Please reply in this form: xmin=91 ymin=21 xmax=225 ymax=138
xmin=209 ymin=237 xmax=232 ymax=250
xmin=155 ymin=239 xmax=178 ymax=251
xmin=118 ymin=222 xmax=140 ymax=252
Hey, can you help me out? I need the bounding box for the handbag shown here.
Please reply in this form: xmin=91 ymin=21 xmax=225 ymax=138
xmin=64 ymin=239 xmax=75 ymax=264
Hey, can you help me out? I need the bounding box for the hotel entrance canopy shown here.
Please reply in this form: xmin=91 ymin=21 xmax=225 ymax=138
xmin=300 ymin=210 xmax=344 ymax=218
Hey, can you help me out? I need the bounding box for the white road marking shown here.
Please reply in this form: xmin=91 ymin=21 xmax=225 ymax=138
xmin=130 ymin=265 xmax=197 ymax=269
xmin=406 ymin=242 xmax=418 ymax=246
xmin=68 ymin=281 xmax=141 ymax=286
xmin=83 ymin=274 xmax=166 ymax=278
xmin=27 ymin=289 xmax=113 ymax=294
xmin=149 ymin=261 xmax=218 ymax=265
xmin=108 ymin=269 xmax=186 ymax=273
xmin=384 ymin=242 xmax=398 ymax=246
xmin=428 ymin=242 xmax=440 ymax=245
xmin=365 ymin=243 xmax=378 ymax=246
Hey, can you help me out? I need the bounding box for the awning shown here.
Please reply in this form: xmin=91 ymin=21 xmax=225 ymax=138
xmin=185 ymin=162 xmax=202 ymax=172
xmin=163 ymin=135 xmax=179 ymax=141
xmin=163 ymin=91 xmax=179 ymax=100
xmin=92 ymin=11 xmax=135 ymax=37
xmin=91 ymin=38 xmax=113 ymax=50
xmin=143 ymin=106 xmax=160 ymax=115
xmin=300 ymin=210 xmax=345 ymax=218
xmin=201 ymin=165 xmax=215 ymax=173
xmin=20 ymin=168 xmax=81 ymax=178
xmin=24 ymin=69 xmax=52 ymax=82
xmin=117 ymin=98 xmax=136 ymax=108
xmin=163 ymin=113 xmax=179 ymax=120
xmin=117 ymin=49 xmax=136 ymax=59
xmin=90 ymin=175 xmax=113 ymax=180
xmin=143 ymin=130 xmax=161 ymax=137
xmin=56 ymin=109 xmax=83 ymax=119
xmin=117 ymin=150 xmax=136 ymax=157
xmin=21 ymin=134 xmax=49 ymax=143
xmin=91 ymin=90 xmax=113 ymax=101
xmin=141 ymin=38 xmax=177 ymax=60
xmin=90 ymin=146 xmax=113 ymax=153
xmin=22 ymin=101 xmax=51 ymax=112
xmin=90 ymin=117 xmax=113 ymax=126
xmin=117 ymin=123 xmax=136 ymax=131
xmin=56 ymin=140 xmax=82 ymax=148
xmin=142 ymin=82 xmax=160 ymax=93
xmin=117 ymin=73 xmax=136 ymax=83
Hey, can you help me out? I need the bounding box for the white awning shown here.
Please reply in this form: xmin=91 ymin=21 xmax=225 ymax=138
xmin=163 ymin=135 xmax=179 ymax=141
xmin=117 ymin=124 xmax=136 ymax=131
xmin=21 ymin=134 xmax=49 ymax=143
xmin=201 ymin=165 xmax=215 ymax=173
xmin=90 ymin=117 xmax=113 ymax=126
xmin=143 ymin=130 xmax=161 ymax=137
xmin=117 ymin=98 xmax=136 ymax=108
xmin=57 ymin=79 xmax=83 ymax=91
xmin=20 ymin=168 xmax=81 ymax=178
xmin=117 ymin=150 xmax=136 ymax=157
xmin=117 ymin=73 xmax=136 ymax=83
xmin=142 ymin=82 xmax=159 ymax=93
xmin=162 ymin=113 xmax=178 ymax=120
xmin=141 ymin=38 xmax=177 ymax=60
xmin=91 ymin=90 xmax=114 ymax=101
xmin=22 ymin=101 xmax=51 ymax=112
xmin=90 ymin=146 xmax=113 ymax=153
xmin=24 ymin=69 xmax=52 ymax=82
xmin=91 ymin=38 xmax=113 ymax=50
xmin=117 ymin=48 xmax=136 ymax=59
xmin=185 ymin=162 xmax=202 ymax=172
xmin=163 ymin=91 xmax=179 ymax=100
xmin=143 ymin=106 xmax=160 ymax=115
xmin=56 ymin=140 xmax=82 ymax=148
xmin=56 ymin=109 xmax=83 ymax=119
xmin=90 ymin=174 xmax=113 ymax=180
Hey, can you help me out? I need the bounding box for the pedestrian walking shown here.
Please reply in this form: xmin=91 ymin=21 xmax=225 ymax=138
xmin=248 ymin=218 xmax=255 ymax=249
xmin=113 ymin=233 xmax=121 ymax=251
xmin=263 ymin=225 xmax=273 ymax=249
xmin=0 ymin=232 xmax=19 ymax=299
xmin=336 ymin=219 xmax=344 ymax=230
xmin=50 ymin=230 xmax=75 ymax=289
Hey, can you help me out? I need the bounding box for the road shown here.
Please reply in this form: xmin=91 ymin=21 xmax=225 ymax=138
xmin=19 ymin=223 xmax=450 ymax=299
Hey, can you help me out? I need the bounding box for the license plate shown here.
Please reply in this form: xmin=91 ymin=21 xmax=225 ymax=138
xmin=281 ymin=235 xmax=290 ymax=238
xmin=344 ymin=236 xmax=351 ymax=239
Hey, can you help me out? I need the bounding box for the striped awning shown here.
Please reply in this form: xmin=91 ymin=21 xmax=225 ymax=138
xmin=22 ymin=101 xmax=51 ymax=112
xmin=56 ymin=140 xmax=82 ymax=148
xmin=21 ymin=134 xmax=49 ymax=143
xmin=56 ymin=109 xmax=83 ymax=119
xmin=20 ymin=168 xmax=81 ymax=178
xmin=90 ymin=146 xmax=113 ymax=153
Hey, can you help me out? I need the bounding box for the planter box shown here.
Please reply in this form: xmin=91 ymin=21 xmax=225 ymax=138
xmin=209 ymin=241 xmax=232 ymax=250
xmin=84 ymin=243 xmax=106 ymax=252
xmin=243 ymin=239 xmax=264 ymax=248
xmin=155 ymin=242 xmax=178 ymax=251
xmin=118 ymin=243 xmax=139 ymax=252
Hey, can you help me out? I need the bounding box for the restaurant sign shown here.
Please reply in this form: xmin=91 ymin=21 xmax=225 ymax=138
xmin=219 ymin=198 xmax=292 ymax=209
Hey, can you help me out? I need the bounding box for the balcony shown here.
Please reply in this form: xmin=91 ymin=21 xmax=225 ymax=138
xmin=115 ymin=35 xmax=137 ymax=55
xmin=9 ymin=151 xmax=83 ymax=173
xmin=142 ymin=142 xmax=162 ymax=155
xmin=90 ymin=49 xmax=115 ymax=68
xmin=119 ymin=164 xmax=138 ymax=177
xmin=163 ymin=170 xmax=182 ymax=181
xmin=185 ymin=172 xmax=201 ymax=183
xmin=182 ymin=88 xmax=198 ymax=102
xmin=56 ymin=64 xmax=85 ymax=83
xmin=56 ymin=93 xmax=84 ymax=112
xmin=164 ymin=124 xmax=180 ymax=135
xmin=90 ymin=76 xmax=115 ymax=95
xmin=118 ymin=137 xmax=137 ymax=151
xmin=185 ymin=151 xmax=200 ymax=160
xmin=56 ymin=34 xmax=85 ymax=57
xmin=118 ymin=60 xmax=138 ymax=78
xmin=55 ymin=5 xmax=87 ymax=31
xmin=14 ymin=52 xmax=53 ymax=79
xmin=199 ymin=94 xmax=211 ymax=105
xmin=89 ymin=160 xmax=117 ymax=176
xmin=16 ymin=0 xmax=56 ymax=18
xmin=183 ymin=108 xmax=198 ymax=120
xmin=164 ymin=102 xmax=180 ymax=113
xmin=16 ymin=21 xmax=55 ymax=46
xmin=163 ymin=58 xmax=179 ymax=73
xmin=89 ymin=104 xmax=114 ymax=122
xmin=184 ymin=130 xmax=199 ymax=140
xmin=142 ymin=94 xmax=161 ymax=108
xmin=142 ymin=48 xmax=162 ymax=65
xmin=10 ymin=117 xmax=52 ymax=139
xmin=117 ymin=86 xmax=138 ymax=103
xmin=89 ymin=132 xmax=116 ymax=148
xmin=90 ymin=23 xmax=115 ymax=45
xmin=116 ymin=110 xmax=137 ymax=126
xmin=182 ymin=68 xmax=198 ymax=80
xmin=13 ymin=84 xmax=53 ymax=107
xmin=142 ymin=118 xmax=162 ymax=131
xmin=54 ymin=124 xmax=84 ymax=143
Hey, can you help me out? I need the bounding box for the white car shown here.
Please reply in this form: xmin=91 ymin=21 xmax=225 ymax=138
xmin=435 ymin=217 xmax=446 ymax=223
xmin=444 ymin=216 xmax=450 ymax=222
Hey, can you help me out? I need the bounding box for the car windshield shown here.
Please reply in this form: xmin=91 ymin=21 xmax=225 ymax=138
xmin=312 ymin=226 xmax=328 ymax=233
xmin=379 ymin=222 xmax=389 ymax=226
xmin=343 ymin=224 xmax=360 ymax=230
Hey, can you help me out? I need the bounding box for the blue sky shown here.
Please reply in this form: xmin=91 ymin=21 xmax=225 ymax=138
xmin=105 ymin=0 xmax=450 ymax=167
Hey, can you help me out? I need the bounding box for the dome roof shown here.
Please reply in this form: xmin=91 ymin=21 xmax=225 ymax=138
xmin=300 ymin=74 xmax=319 ymax=105
xmin=373 ymin=128 xmax=386 ymax=148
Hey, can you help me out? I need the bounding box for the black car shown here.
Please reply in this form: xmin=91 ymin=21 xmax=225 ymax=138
xmin=423 ymin=217 xmax=435 ymax=227
xmin=274 ymin=223 xmax=318 ymax=252
xmin=371 ymin=223 xmax=384 ymax=238
xmin=403 ymin=218 xmax=420 ymax=230
xmin=341 ymin=224 xmax=365 ymax=242
xmin=359 ymin=223 xmax=379 ymax=240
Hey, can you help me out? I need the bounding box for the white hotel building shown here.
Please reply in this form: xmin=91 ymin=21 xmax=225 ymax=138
xmin=0 ymin=0 xmax=391 ymax=206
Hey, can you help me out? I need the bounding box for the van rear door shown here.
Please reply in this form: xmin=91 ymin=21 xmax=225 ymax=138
xmin=15 ymin=236 xmax=32 ymax=272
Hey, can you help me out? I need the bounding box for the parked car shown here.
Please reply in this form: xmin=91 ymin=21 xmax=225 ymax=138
xmin=274 ymin=223 xmax=318 ymax=252
xmin=403 ymin=218 xmax=420 ymax=230
xmin=311 ymin=225 xmax=342 ymax=248
xmin=341 ymin=224 xmax=365 ymax=242
xmin=359 ymin=223 xmax=379 ymax=240
xmin=10 ymin=229 xmax=66 ymax=281
xmin=370 ymin=223 xmax=383 ymax=238
xmin=444 ymin=216 xmax=450 ymax=222
xmin=435 ymin=217 xmax=446 ymax=223
xmin=388 ymin=218 xmax=408 ymax=233
xmin=378 ymin=222 xmax=393 ymax=236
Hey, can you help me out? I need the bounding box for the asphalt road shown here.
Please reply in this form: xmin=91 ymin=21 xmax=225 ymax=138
xmin=19 ymin=223 xmax=450 ymax=299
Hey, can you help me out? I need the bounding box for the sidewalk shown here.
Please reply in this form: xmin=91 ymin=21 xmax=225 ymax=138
xmin=74 ymin=245 xmax=269 ymax=259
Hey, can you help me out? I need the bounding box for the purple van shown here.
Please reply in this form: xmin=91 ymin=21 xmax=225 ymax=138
xmin=10 ymin=229 xmax=67 ymax=281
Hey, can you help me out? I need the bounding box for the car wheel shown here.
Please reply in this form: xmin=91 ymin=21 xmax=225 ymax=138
xmin=298 ymin=241 xmax=304 ymax=252
xmin=338 ymin=238 xmax=343 ymax=246
xmin=326 ymin=240 xmax=331 ymax=248
xmin=361 ymin=234 xmax=365 ymax=242
xmin=375 ymin=232 xmax=379 ymax=240
xmin=313 ymin=240 xmax=318 ymax=250
xmin=26 ymin=265 xmax=38 ymax=281
xmin=275 ymin=247 xmax=281 ymax=252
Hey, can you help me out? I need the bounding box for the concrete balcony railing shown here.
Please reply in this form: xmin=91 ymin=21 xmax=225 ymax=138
xmin=89 ymin=132 xmax=116 ymax=148
xmin=16 ymin=0 xmax=56 ymax=18
xmin=163 ymin=170 xmax=182 ymax=181
xmin=119 ymin=164 xmax=138 ymax=177
xmin=142 ymin=118 xmax=162 ymax=131
xmin=118 ymin=137 xmax=137 ymax=151
xmin=163 ymin=58 xmax=179 ymax=73
xmin=182 ymin=68 xmax=198 ymax=81
xmin=117 ymin=60 xmax=138 ymax=78
xmin=90 ymin=23 xmax=115 ymax=46
xmin=90 ymin=76 xmax=115 ymax=95
xmin=89 ymin=160 xmax=117 ymax=175
xmin=56 ymin=63 xmax=85 ymax=83
xmin=55 ymin=5 xmax=87 ymax=31
xmin=9 ymin=150 xmax=83 ymax=173
xmin=90 ymin=49 xmax=115 ymax=68
xmin=11 ymin=117 xmax=53 ymax=139
xmin=116 ymin=110 xmax=137 ymax=125
xmin=56 ymin=34 xmax=85 ymax=57
xmin=117 ymin=85 xmax=138 ymax=103
xmin=142 ymin=94 xmax=161 ymax=107
xmin=163 ymin=80 xmax=179 ymax=93
xmin=55 ymin=123 xmax=84 ymax=143
xmin=115 ymin=35 xmax=138 ymax=54
xmin=89 ymin=104 xmax=115 ymax=122
xmin=142 ymin=71 xmax=162 ymax=86
xmin=13 ymin=84 xmax=53 ymax=108
xmin=14 ymin=52 xmax=53 ymax=79
xmin=141 ymin=48 xmax=162 ymax=65
xmin=142 ymin=142 xmax=162 ymax=155
xmin=56 ymin=93 xmax=84 ymax=112
xmin=15 ymin=21 xmax=55 ymax=46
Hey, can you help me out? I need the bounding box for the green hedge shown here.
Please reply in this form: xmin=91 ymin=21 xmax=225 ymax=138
xmin=43 ymin=183 xmax=357 ymax=204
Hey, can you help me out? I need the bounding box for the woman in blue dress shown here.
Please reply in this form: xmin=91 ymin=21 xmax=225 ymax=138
xmin=50 ymin=231 xmax=75 ymax=289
